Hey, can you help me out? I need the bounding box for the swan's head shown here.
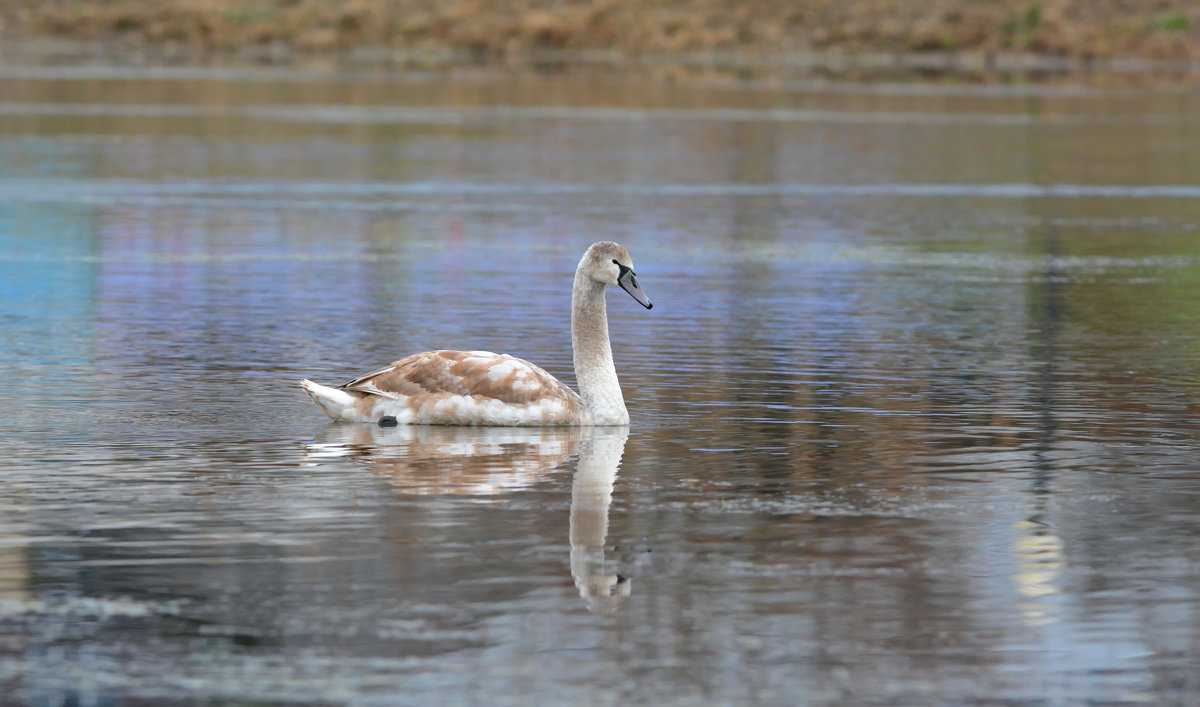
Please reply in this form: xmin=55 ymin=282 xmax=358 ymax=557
xmin=580 ymin=241 xmax=653 ymax=310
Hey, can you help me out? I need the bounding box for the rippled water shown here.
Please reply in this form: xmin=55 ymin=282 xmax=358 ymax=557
xmin=2 ymin=63 xmax=1200 ymax=704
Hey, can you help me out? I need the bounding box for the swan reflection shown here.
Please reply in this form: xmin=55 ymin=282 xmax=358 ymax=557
xmin=306 ymin=424 xmax=630 ymax=611
xmin=569 ymin=428 xmax=630 ymax=613
xmin=308 ymin=424 xmax=579 ymax=495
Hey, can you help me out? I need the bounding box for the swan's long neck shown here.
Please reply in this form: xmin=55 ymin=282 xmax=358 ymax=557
xmin=572 ymin=269 xmax=629 ymax=425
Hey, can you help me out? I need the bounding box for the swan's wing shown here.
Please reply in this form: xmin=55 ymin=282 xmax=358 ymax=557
xmin=342 ymin=350 xmax=581 ymax=406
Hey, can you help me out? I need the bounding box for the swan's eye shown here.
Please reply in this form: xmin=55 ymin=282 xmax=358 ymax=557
xmin=612 ymin=259 xmax=619 ymax=265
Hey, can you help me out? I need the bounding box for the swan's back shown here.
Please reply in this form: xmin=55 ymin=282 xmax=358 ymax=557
xmin=303 ymin=350 xmax=585 ymax=425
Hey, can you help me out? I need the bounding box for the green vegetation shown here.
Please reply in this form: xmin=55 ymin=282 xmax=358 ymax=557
xmin=1151 ymin=11 xmax=1191 ymax=32
xmin=1002 ymin=3 xmax=1042 ymax=50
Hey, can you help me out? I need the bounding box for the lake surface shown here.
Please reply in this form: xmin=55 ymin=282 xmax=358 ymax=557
xmin=1 ymin=60 xmax=1200 ymax=704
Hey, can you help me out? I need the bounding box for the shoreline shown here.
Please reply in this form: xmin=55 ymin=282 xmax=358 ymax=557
xmin=1 ymin=1 xmax=1197 ymax=82
xmin=3 ymin=39 xmax=1199 ymax=85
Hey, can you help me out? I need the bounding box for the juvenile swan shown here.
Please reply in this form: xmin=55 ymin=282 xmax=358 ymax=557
xmin=300 ymin=241 xmax=652 ymax=426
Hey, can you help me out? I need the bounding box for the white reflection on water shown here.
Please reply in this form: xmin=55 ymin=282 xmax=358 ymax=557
xmin=306 ymin=424 xmax=579 ymax=496
xmin=306 ymin=424 xmax=631 ymax=613
xmin=569 ymin=429 xmax=630 ymax=614
xmin=1012 ymin=518 xmax=1064 ymax=627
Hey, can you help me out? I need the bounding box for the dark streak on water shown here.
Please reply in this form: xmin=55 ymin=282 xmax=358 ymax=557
xmin=1 ymin=65 xmax=1200 ymax=705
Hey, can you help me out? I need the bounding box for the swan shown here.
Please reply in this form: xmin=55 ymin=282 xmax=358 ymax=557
xmin=300 ymin=241 xmax=652 ymax=426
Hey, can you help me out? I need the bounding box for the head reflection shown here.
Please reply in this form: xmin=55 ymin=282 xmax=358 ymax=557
xmin=306 ymin=424 xmax=631 ymax=612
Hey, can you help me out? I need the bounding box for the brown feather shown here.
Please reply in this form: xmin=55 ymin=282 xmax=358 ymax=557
xmin=341 ymin=350 xmax=583 ymax=409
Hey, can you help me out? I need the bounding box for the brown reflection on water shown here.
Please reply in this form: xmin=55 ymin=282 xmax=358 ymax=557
xmin=0 ymin=526 xmax=31 ymax=603
xmin=307 ymin=424 xmax=580 ymax=496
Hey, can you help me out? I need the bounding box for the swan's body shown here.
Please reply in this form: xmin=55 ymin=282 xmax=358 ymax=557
xmin=301 ymin=350 xmax=585 ymax=425
xmin=300 ymin=241 xmax=652 ymax=426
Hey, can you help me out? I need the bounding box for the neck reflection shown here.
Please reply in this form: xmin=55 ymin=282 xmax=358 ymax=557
xmin=569 ymin=428 xmax=630 ymax=614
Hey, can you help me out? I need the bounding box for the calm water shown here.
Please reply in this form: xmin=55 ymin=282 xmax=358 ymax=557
xmin=1 ymin=62 xmax=1200 ymax=704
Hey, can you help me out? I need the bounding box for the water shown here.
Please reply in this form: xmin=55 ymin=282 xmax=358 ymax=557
xmin=1 ymin=62 xmax=1200 ymax=704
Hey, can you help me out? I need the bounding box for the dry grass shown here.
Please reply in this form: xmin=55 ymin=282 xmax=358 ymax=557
xmin=0 ymin=0 xmax=1196 ymax=62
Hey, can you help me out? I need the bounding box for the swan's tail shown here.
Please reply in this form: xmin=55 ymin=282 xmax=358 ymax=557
xmin=300 ymin=379 xmax=358 ymax=421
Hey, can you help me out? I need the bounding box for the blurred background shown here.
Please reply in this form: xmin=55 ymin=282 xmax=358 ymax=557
xmin=1 ymin=0 xmax=1198 ymax=69
xmin=2 ymin=2 xmax=1200 ymax=705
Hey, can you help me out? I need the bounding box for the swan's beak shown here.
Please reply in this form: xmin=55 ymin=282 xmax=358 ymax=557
xmin=618 ymin=268 xmax=653 ymax=310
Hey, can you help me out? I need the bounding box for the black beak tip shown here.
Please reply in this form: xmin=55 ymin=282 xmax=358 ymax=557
xmin=645 ymin=301 xmax=654 ymax=310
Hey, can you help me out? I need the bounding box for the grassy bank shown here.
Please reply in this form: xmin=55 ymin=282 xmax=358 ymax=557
xmin=1 ymin=0 xmax=1197 ymax=69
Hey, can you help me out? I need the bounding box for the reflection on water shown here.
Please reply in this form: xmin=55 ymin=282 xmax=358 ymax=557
xmin=569 ymin=429 xmax=630 ymax=614
xmin=1 ymin=62 xmax=1200 ymax=703
xmin=307 ymin=424 xmax=581 ymax=496
xmin=0 ymin=523 xmax=30 ymax=603
xmin=1012 ymin=518 xmax=1064 ymax=628
xmin=309 ymin=425 xmax=632 ymax=613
